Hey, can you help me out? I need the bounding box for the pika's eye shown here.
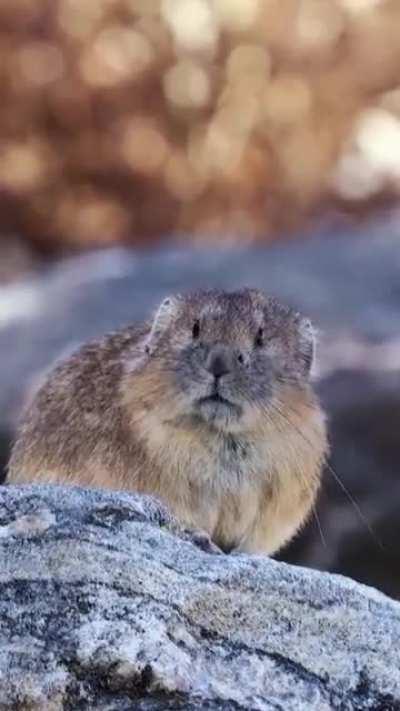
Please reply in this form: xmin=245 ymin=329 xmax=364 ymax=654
xmin=255 ymin=327 xmax=264 ymax=347
xmin=192 ymin=320 xmax=200 ymax=340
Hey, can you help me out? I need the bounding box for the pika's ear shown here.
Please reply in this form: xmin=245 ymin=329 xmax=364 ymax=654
xmin=145 ymin=295 xmax=181 ymax=354
xmin=297 ymin=316 xmax=316 ymax=377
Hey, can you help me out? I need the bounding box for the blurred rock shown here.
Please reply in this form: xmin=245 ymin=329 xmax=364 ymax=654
xmin=0 ymin=0 xmax=400 ymax=251
xmin=1 ymin=218 xmax=400 ymax=597
xmin=1 ymin=483 xmax=400 ymax=710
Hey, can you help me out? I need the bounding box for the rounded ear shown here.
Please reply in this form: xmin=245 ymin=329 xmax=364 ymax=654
xmin=145 ymin=294 xmax=181 ymax=355
xmin=297 ymin=316 xmax=316 ymax=377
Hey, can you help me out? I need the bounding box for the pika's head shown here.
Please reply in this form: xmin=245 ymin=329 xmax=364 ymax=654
xmin=140 ymin=288 xmax=316 ymax=433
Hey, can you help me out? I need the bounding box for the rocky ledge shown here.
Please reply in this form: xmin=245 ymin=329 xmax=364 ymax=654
xmin=0 ymin=484 xmax=399 ymax=711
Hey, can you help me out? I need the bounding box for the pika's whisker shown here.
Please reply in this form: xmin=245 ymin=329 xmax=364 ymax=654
xmin=313 ymin=504 xmax=327 ymax=550
xmin=268 ymin=400 xmax=383 ymax=550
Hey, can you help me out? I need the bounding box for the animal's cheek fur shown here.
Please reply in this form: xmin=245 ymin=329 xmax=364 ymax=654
xmin=229 ymin=371 xmax=272 ymax=406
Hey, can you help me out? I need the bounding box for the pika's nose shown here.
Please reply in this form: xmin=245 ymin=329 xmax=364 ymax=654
xmin=206 ymin=349 xmax=231 ymax=379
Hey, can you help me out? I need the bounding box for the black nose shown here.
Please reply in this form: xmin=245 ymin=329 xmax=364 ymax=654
xmin=206 ymin=352 xmax=231 ymax=379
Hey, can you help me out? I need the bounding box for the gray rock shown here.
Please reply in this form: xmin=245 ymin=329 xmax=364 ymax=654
xmin=1 ymin=484 xmax=399 ymax=711
xmin=1 ymin=217 xmax=400 ymax=598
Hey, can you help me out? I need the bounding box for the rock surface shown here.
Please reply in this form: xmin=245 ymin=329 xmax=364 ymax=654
xmin=1 ymin=484 xmax=400 ymax=711
xmin=1 ymin=218 xmax=400 ymax=597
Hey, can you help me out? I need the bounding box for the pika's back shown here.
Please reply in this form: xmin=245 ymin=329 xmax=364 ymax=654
xmin=8 ymin=324 xmax=147 ymax=482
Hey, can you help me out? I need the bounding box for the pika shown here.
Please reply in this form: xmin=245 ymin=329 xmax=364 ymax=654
xmin=7 ymin=288 xmax=328 ymax=555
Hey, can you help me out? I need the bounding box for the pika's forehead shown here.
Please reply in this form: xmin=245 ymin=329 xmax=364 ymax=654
xmin=182 ymin=289 xmax=265 ymax=321
xmin=171 ymin=288 xmax=302 ymax=340
xmin=198 ymin=297 xmax=260 ymax=322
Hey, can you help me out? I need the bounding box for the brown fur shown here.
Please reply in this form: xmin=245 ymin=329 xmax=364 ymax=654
xmin=7 ymin=289 xmax=328 ymax=555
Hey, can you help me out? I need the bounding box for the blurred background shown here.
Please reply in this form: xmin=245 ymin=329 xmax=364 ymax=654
xmin=1 ymin=0 xmax=400 ymax=598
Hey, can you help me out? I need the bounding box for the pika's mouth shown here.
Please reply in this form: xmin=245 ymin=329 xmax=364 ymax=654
xmin=196 ymin=391 xmax=243 ymax=423
xmin=198 ymin=393 xmax=233 ymax=407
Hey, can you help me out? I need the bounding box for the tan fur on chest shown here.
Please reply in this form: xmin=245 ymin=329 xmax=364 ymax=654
xmin=131 ymin=388 xmax=325 ymax=554
xmin=135 ymin=415 xmax=263 ymax=544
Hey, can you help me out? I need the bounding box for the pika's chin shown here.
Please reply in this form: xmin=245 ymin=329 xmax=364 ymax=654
xmin=195 ymin=393 xmax=243 ymax=429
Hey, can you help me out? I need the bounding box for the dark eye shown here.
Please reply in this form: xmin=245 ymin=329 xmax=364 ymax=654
xmin=192 ymin=320 xmax=200 ymax=339
xmin=255 ymin=327 xmax=264 ymax=348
